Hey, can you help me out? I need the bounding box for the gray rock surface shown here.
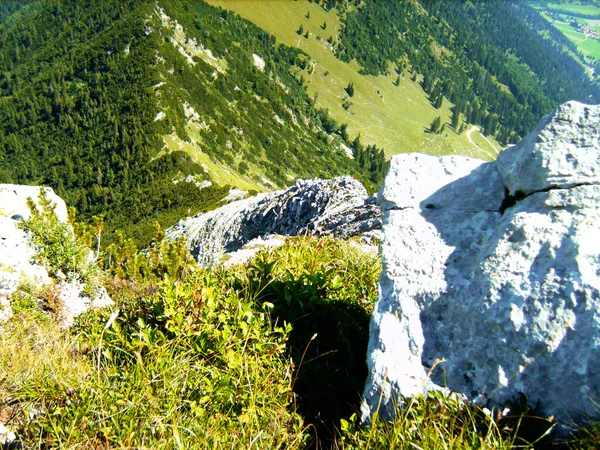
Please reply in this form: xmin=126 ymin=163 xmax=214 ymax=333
xmin=0 ymin=422 xmax=17 ymax=448
xmin=167 ymin=176 xmax=381 ymax=266
xmin=0 ymin=184 xmax=68 ymax=221
xmin=0 ymin=184 xmax=112 ymax=326
xmin=362 ymin=101 xmax=600 ymax=428
xmin=496 ymin=101 xmax=600 ymax=195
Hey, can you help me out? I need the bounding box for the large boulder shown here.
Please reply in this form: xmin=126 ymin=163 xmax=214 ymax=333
xmin=167 ymin=176 xmax=381 ymax=266
xmin=362 ymin=101 xmax=600 ymax=428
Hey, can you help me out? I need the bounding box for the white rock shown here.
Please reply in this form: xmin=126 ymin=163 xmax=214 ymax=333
xmin=0 ymin=422 xmax=17 ymax=447
xmin=58 ymin=281 xmax=114 ymax=328
xmin=362 ymin=102 xmax=600 ymax=429
xmin=167 ymin=177 xmax=381 ymax=266
xmin=252 ymin=53 xmax=265 ymax=72
xmin=223 ymin=235 xmax=287 ymax=267
xmin=0 ymin=184 xmax=68 ymax=222
xmin=496 ymin=101 xmax=600 ymax=195
xmin=0 ymin=184 xmax=112 ymax=326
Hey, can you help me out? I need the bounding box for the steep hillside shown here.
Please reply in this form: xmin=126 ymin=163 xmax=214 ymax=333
xmin=2 ymin=0 xmax=598 ymax=247
xmin=209 ymin=0 xmax=600 ymax=158
xmin=527 ymin=1 xmax=600 ymax=77
xmin=207 ymin=0 xmax=500 ymax=160
xmin=0 ymin=0 xmax=377 ymax=245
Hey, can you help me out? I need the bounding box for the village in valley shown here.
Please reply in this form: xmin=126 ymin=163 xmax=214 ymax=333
xmin=530 ymin=1 xmax=600 ymax=80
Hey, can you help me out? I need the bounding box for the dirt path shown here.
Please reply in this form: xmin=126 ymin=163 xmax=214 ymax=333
xmin=466 ymin=125 xmax=498 ymax=159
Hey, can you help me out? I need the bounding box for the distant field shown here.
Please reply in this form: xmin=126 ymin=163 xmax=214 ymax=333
xmin=535 ymin=3 xmax=600 ymax=64
xmin=547 ymin=3 xmax=600 ymax=17
xmin=554 ymin=20 xmax=600 ymax=59
xmin=206 ymin=0 xmax=499 ymax=160
xmin=555 ymin=21 xmax=588 ymax=41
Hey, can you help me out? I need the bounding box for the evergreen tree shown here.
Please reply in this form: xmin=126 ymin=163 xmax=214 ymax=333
xmin=429 ymin=116 xmax=442 ymax=133
xmin=345 ymin=82 xmax=355 ymax=97
xmin=451 ymin=106 xmax=461 ymax=131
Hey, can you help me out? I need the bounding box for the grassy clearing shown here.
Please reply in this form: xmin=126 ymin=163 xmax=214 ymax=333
xmin=553 ymin=21 xmax=600 ymax=60
xmin=535 ymin=5 xmax=600 ymax=63
xmin=163 ymin=133 xmax=266 ymax=191
xmin=206 ymin=0 xmax=499 ymax=161
xmin=547 ymin=3 xmax=600 ymax=17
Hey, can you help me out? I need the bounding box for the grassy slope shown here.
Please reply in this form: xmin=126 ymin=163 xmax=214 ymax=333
xmin=554 ymin=20 xmax=600 ymax=59
xmin=206 ymin=0 xmax=500 ymax=161
xmin=163 ymin=134 xmax=265 ymax=191
xmin=547 ymin=2 xmax=600 ymax=16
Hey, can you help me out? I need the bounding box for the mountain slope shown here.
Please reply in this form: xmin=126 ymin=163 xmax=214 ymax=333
xmin=207 ymin=0 xmax=501 ymax=160
xmin=209 ymin=0 xmax=600 ymax=157
xmin=0 ymin=0 xmax=375 ymax=245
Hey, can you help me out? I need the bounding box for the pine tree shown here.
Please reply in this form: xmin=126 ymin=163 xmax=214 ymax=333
xmin=345 ymin=82 xmax=355 ymax=97
xmin=434 ymin=93 xmax=444 ymax=109
xmin=429 ymin=116 xmax=441 ymax=133
xmin=451 ymin=106 xmax=461 ymax=131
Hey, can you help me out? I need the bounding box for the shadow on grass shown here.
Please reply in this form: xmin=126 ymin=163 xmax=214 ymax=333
xmin=248 ymin=261 xmax=372 ymax=449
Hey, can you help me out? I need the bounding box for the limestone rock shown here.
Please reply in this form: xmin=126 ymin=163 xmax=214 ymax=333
xmin=222 ymin=235 xmax=287 ymax=268
xmin=0 ymin=422 xmax=17 ymax=448
xmin=167 ymin=176 xmax=381 ymax=266
xmin=362 ymin=101 xmax=600 ymax=429
xmin=58 ymin=280 xmax=113 ymax=328
xmin=496 ymin=101 xmax=600 ymax=195
xmin=0 ymin=184 xmax=68 ymax=222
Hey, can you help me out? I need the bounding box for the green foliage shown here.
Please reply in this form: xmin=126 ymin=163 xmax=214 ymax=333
xmin=351 ymin=135 xmax=387 ymax=186
xmin=233 ymin=237 xmax=380 ymax=446
xmin=3 ymin=233 xmax=597 ymax=448
xmin=7 ymin=270 xmax=304 ymax=448
xmin=103 ymin=222 xmax=195 ymax=282
xmin=338 ymin=391 xmax=513 ymax=450
xmin=9 ymin=279 xmax=59 ymax=322
xmin=345 ymin=81 xmax=355 ymax=97
xmin=20 ymin=190 xmax=96 ymax=283
xmin=0 ymin=0 xmax=370 ymax=248
xmin=429 ymin=116 xmax=442 ymax=134
xmin=335 ymin=0 xmax=600 ymax=146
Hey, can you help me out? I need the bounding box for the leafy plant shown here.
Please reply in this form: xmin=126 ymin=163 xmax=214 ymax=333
xmin=19 ymin=190 xmax=96 ymax=283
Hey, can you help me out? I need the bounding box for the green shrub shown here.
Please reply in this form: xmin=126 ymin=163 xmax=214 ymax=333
xmin=10 ymin=269 xmax=306 ymax=448
xmin=231 ymin=236 xmax=380 ymax=447
xmin=20 ymin=191 xmax=96 ymax=283
xmin=3 ymin=234 xmax=593 ymax=449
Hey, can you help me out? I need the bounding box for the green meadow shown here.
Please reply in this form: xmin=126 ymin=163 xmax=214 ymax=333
xmin=207 ymin=0 xmax=500 ymax=160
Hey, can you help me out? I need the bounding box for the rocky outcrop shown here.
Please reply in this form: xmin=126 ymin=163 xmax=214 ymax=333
xmin=167 ymin=176 xmax=381 ymax=266
xmin=0 ymin=184 xmax=112 ymax=326
xmin=362 ymin=101 xmax=600 ymax=428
